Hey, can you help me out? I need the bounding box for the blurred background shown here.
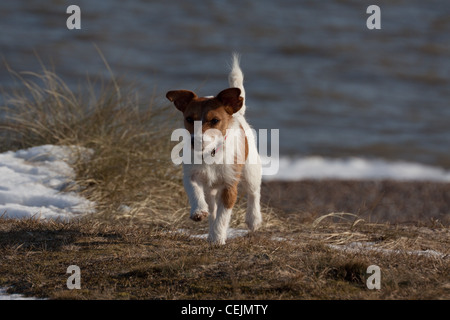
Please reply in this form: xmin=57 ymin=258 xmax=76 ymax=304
xmin=1 ymin=0 xmax=449 ymax=179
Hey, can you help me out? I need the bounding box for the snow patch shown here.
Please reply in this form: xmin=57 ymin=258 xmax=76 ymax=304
xmin=176 ymin=228 xmax=249 ymax=240
xmin=0 ymin=287 xmax=44 ymax=300
xmin=327 ymin=241 xmax=446 ymax=259
xmin=0 ymin=145 xmax=95 ymax=220
xmin=262 ymin=156 xmax=450 ymax=182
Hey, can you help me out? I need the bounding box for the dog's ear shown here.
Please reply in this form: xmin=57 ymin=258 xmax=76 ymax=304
xmin=166 ymin=90 xmax=197 ymax=112
xmin=217 ymin=88 xmax=243 ymax=115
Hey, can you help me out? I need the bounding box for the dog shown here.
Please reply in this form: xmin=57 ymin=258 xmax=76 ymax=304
xmin=166 ymin=54 xmax=262 ymax=244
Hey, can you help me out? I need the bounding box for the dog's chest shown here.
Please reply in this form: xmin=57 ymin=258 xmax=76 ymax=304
xmin=189 ymin=163 xmax=237 ymax=188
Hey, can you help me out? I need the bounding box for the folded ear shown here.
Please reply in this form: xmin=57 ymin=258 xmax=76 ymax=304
xmin=216 ymin=88 xmax=243 ymax=114
xmin=166 ymin=90 xmax=197 ymax=112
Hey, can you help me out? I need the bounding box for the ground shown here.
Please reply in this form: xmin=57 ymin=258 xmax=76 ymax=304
xmin=0 ymin=203 xmax=448 ymax=300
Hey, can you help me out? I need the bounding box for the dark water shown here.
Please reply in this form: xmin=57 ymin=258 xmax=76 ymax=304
xmin=1 ymin=0 xmax=449 ymax=168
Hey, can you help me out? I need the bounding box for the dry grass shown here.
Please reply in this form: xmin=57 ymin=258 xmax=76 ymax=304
xmin=0 ymin=65 xmax=449 ymax=300
xmin=0 ymin=62 xmax=186 ymax=228
xmin=0 ymin=217 xmax=448 ymax=300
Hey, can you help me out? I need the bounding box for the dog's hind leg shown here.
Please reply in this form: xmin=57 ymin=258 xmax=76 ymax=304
xmin=246 ymin=190 xmax=261 ymax=231
xmin=242 ymin=164 xmax=262 ymax=231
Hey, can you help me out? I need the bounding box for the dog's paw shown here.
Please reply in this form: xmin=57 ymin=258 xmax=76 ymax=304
xmin=190 ymin=210 xmax=209 ymax=222
xmin=207 ymin=234 xmax=226 ymax=245
xmin=246 ymin=212 xmax=262 ymax=231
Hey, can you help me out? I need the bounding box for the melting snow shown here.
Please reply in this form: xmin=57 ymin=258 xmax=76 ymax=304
xmin=0 ymin=145 xmax=95 ymax=220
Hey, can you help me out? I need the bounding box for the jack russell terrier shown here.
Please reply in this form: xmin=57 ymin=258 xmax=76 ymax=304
xmin=166 ymin=54 xmax=262 ymax=244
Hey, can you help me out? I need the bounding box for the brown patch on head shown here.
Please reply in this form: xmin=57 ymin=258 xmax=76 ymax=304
xmin=166 ymin=90 xmax=197 ymax=113
xmin=216 ymin=88 xmax=243 ymax=115
xmin=166 ymin=88 xmax=244 ymax=137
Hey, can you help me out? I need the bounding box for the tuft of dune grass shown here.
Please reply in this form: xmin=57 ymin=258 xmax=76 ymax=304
xmin=0 ymin=62 xmax=188 ymax=227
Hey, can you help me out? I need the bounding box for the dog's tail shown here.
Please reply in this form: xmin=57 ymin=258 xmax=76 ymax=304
xmin=228 ymin=53 xmax=246 ymax=115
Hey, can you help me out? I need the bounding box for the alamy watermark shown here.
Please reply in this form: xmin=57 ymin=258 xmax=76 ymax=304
xmin=366 ymin=5 xmax=381 ymax=30
xmin=66 ymin=5 xmax=381 ymax=31
xmin=170 ymin=121 xmax=280 ymax=175
xmin=66 ymin=265 xmax=81 ymax=290
xmin=366 ymin=265 xmax=381 ymax=290
xmin=66 ymin=5 xmax=81 ymax=30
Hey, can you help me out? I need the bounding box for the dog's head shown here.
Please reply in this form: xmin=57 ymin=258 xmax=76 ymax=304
xmin=166 ymin=88 xmax=243 ymax=154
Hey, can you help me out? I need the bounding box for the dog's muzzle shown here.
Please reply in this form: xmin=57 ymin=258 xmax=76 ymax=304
xmin=211 ymin=134 xmax=227 ymax=157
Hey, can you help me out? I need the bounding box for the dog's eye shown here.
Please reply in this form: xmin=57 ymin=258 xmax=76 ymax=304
xmin=210 ymin=118 xmax=220 ymax=125
xmin=186 ymin=117 xmax=194 ymax=123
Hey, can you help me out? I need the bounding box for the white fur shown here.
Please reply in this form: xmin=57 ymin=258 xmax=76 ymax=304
xmin=182 ymin=55 xmax=262 ymax=244
xmin=228 ymin=53 xmax=246 ymax=116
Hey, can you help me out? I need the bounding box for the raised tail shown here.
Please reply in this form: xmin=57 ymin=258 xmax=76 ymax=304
xmin=228 ymin=53 xmax=246 ymax=115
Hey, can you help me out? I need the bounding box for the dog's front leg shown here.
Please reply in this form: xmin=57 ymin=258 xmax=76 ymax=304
xmin=208 ymin=185 xmax=237 ymax=245
xmin=206 ymin=189 xmax=218 ymax=231
xmin=183 ymin=173 xmax=209 ymax=221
